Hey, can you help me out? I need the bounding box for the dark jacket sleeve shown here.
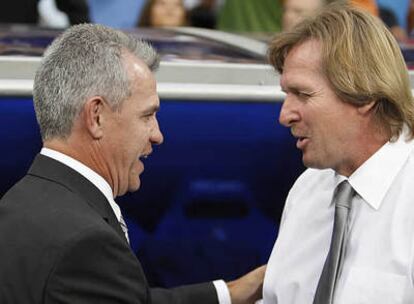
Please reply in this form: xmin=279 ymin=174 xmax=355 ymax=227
xmin=45 ymin=227 xmax=219 ymax=304
xmin=55 ymin=0 xmax=90 ymax=24
xmin=151 ymin=283 xmax=219 ymax=304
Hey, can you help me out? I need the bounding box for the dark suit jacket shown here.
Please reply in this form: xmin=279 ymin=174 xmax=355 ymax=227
xmin=0 ymin=154 xmax=218 ymax=304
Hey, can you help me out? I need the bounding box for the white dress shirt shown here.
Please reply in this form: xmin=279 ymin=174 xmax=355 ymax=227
xmin=263 ymin=130 xmax=414 ymax=304
xmin=40 ymin=148 xmax=231 ymax=304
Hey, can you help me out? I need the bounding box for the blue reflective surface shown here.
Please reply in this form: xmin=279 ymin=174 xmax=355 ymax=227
xmin=0 ymin=97 xmax=304 ymax=286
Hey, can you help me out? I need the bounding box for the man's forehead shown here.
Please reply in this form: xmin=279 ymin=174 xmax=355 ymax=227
xmin=122 ymin=51 xmax=151 ymax=77
xmin=281 ymin=40 xmax=324 ymax=89
xmin=284 ymin=39 xmax=322 ymax=69
xmin=129 ymin=60 xmax=149 ymax=76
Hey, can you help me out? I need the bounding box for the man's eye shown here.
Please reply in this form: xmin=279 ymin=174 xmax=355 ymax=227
xmin=143 ymin=113 xmax=154 ymax=121
xmin=297 ymin=92 xmax=311 ymax=99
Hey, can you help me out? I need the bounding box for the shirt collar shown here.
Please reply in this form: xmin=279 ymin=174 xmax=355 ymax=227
xmin=40 ymin=147 xmax=122 ymax=222
xmin=333 ymin=129 xmax=414 ymax=210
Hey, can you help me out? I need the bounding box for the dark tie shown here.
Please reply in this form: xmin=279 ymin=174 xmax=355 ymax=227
xmin=313 ymin=181 xmax=355 ymax=304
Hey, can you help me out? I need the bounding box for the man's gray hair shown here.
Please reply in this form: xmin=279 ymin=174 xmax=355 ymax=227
xmin=33 ymin=23 xmax=159 ymax=141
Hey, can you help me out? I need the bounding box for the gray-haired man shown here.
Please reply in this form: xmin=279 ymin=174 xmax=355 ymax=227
xmin=0 ymin=24 xmax=265 ymax=304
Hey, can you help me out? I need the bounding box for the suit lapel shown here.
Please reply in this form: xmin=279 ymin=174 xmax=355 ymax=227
xmin=28 ymin=154 xmax=127 ymax=243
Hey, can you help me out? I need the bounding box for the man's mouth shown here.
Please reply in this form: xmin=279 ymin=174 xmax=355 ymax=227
xmin=139 ymin=150 xmax=152 ymax=161
xmin=295 ymin=136 xmax=309 ymax=150
xmin=140 ymin=154 xmax=149 ymax=160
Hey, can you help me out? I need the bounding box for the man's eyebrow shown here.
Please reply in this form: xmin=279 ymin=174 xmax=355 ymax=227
xmin=284 ymin=83 xmax=311 ymax=93
xmin=281 ymin=85 xmax=297 ymax=93
xmin=143 ymin=105 xmax=160 ymax=114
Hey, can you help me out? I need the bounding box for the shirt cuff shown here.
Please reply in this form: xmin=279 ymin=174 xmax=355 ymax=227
xmin=213 ymin=280 xmax=232 ymax=304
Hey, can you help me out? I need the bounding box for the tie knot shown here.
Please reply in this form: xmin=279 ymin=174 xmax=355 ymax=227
xmin=335 ymin=181 xmax=354 ymax=209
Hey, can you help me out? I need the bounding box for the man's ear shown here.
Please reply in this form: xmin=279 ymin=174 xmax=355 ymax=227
xmin=82 ymin=96 xmax=106 ymax=139
xmin=357 ymin=100 xmax=376 ymax=116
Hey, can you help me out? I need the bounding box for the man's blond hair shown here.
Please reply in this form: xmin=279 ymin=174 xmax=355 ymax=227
xmin=269 ymin=3 xmax=414 ymax=139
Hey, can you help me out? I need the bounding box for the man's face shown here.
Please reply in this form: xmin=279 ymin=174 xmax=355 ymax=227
xmin=283 ymin=0 xmax=322 ymax=31
xmin=279 ymin=39 xmax=362 ymax=176
xmin=103 ymin=53 xmax=163 ymax=197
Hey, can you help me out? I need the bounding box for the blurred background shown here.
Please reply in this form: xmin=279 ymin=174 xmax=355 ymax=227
xmin=1 ymin=0 xmax=412 ymax=39
xmin=0 ymin=0 xmax=413 ymax=289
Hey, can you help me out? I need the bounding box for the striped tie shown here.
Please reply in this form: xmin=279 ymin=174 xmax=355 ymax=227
xmin=119 ymin=214 xmax=130 ymax=244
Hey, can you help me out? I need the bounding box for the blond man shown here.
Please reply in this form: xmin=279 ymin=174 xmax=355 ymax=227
xmin=263 ymin=3 xmax=414 ymax=304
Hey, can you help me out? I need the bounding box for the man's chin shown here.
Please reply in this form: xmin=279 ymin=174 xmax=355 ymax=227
xmin=302 ymin=157 xmax=330 ymax=171
xmin=302 ymin=155 xmax=322 ymax=169
xmin=302 ymin=154 xmax=312 ymax=168
xmin=128 ymin=178 xmax=141 ymax=193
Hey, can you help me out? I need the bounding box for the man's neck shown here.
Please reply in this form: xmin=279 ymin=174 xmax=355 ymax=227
xmin=43 ymin=138 xmax=115 ymax=196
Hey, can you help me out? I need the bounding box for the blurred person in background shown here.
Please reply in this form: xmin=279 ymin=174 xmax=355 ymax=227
xmin=217 ymin=0 xmax=282 ymax=33
xmin=351 ymin=0 xmax=412 ymax=37
xmin=349 ymin=0 xmax=408 ymax=41
xmin=282 ymin=0 xmax=325 ymax=31
xmin=137 ymin=0 xmax=187 ymax=27
xmin=350 ymin=0 xmax=379 ymax=16
xmin=38 ymin=0 xmax=72 ymax=28
xmin=0 ymin=0 xmax=89 ymax=25
xmin=407 ymin=0 xmax=414 ymax=35
xmin=380 ymin=5 xmax=407 ymax=41
xmin=189 ymin=0 xmax=217 ymax=29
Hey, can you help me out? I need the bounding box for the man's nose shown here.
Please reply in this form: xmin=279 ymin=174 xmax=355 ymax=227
xmin=151 ymin=118 xmax=164 ymax=145
xmin=279 ymin=96 xmax=300 ymax=127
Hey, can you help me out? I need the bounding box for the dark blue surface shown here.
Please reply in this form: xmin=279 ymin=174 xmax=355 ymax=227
xmin=0 ymin=97 xmax=304 ymax=286
xmin=0 ymin=98 xmax=42 ymax=194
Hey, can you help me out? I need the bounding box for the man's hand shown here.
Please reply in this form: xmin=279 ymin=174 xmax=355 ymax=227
xmin=227 ymin=265 xmax=266 ymax=304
